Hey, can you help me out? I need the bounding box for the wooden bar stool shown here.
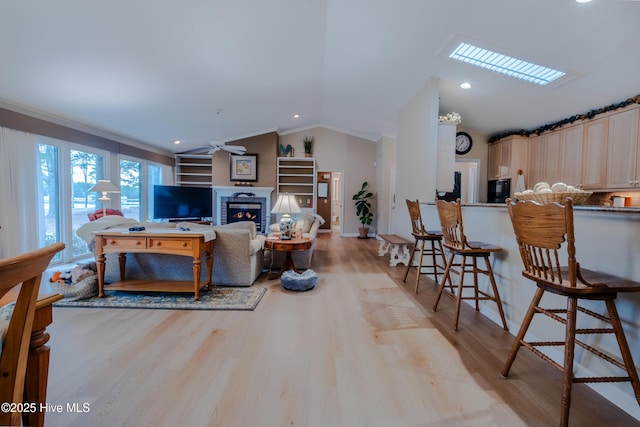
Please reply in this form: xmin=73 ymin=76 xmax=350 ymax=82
xmin=504 ymin=197 xmax=640 ymax=427
xmin=402 ymin=199 xmax=448 ymax=293
xmin=434 ymin=199 xmax=509 ymax=332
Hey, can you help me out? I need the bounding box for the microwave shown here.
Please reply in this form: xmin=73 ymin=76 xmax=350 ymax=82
xmin=487 ymin=179 xmax=511 ymax=203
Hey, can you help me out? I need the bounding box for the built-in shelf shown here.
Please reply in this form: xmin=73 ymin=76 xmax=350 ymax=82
xmin=276 ymin=157 xmax=316 ymax=211
xmin=175 ymin=154 xmax=213 ymax=187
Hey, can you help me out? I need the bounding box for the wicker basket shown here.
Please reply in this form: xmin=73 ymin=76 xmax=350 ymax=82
xmin=514 ymin=191 xmax=592 ymax=205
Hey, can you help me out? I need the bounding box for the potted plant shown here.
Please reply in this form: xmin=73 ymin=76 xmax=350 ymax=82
xmin=352 ymin=181 xmax=374 ymax=239
xmin=303 ymin=135 xmax=314 ymax=157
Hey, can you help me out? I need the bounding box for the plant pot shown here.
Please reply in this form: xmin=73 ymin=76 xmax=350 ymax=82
xmin=305 ymin=153 xmax=312 ymax=157
xmin=358 ymin=227 xmax=370 ymax=239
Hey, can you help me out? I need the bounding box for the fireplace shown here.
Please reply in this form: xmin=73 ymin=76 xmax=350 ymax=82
xmin=227 ymin=202 xmax=262 ymax=231
xmin=214 ymin=186 xmax=273 ymax=233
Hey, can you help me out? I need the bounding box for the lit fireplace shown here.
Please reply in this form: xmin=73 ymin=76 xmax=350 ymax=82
xmin=227 ymin=202 xmax=262 ymax=231
xmin=214 ymin=186 xmax=273 ymax=233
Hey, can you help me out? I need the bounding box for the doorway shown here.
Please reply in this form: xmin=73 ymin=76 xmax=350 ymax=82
xmin=316 ymin=170 xmax=343 ymax=232
xmin=455 ymin=159 xmax=479 ymax=204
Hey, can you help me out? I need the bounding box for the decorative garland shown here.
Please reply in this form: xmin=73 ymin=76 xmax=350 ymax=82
xmin=438 ymin=112 xmax=462 ymax=124
xmin=488 ymin=94 xmax=640 ymax=144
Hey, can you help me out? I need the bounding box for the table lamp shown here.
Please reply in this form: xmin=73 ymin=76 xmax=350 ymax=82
xmin=89 ymin=180 xmax=120 ymax=216
xmin=271 ymin=193 xmax=302 ymax=240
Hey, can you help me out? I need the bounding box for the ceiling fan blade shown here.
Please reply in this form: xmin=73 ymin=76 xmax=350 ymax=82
xmin=226 ymin=148 xmax=246 ymax=155
xmin=207 ymin=143 xmax=246 ymax=155
xmin=223 ymin=145 xmax=247 ymax=154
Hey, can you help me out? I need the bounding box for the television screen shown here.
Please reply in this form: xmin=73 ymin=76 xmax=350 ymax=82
xmin=153 ymin=185 xmax=213 ymax=220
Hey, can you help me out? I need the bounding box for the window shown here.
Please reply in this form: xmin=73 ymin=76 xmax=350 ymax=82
xmin=34 ymin=137 xmax=170 ymax=265
xmin=120 ymin=158 xmax=141 ymax=221
xmin=70 ymin=149 xmax=106 ymax=257
xmin=38 ymin=143 xmax=62 ymax=262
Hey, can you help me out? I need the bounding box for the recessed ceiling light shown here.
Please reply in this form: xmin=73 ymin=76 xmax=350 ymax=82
xmin=460 ymin=82 xmax=471 ymax=89
xmin=293 ymin=113 xmax=300 ymax=118
xmin=173 ymin=140 xmax=181 ymax=145
xmin=449 ymin=42 xmax=566 ymax=86
xmin=575 ymin=0 xmax=592 ymax=3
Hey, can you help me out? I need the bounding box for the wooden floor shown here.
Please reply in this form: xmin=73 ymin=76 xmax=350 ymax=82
xmin=43 ymin=233 xmax=640 ymax=426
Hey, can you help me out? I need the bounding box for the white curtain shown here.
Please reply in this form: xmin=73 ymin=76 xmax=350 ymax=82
xmin=0 ymin=127 xmax=39 ymax=258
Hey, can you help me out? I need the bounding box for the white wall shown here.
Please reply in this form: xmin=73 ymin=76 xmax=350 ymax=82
xmin=392 ymin=78 xmax=439 ymax=239
xmin=279 ymin=127 xmax=377 ymax=235
xmin=376 ymin=134 xmax=397 ymax=235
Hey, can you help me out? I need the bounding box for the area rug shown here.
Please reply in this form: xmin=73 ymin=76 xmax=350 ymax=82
xmin=54 ymin=287 xmax=267 ymax=311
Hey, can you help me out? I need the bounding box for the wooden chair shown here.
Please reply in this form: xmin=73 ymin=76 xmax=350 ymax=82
xmin=402 ymin=199 xmax=447 ymax=293
xmin=503 ymin=198 xmax=640 ymax=427
xmin=0 ymin=243 xmax=65 ymax=426
xmin=433 ymin=199 xmax=508 ymax=332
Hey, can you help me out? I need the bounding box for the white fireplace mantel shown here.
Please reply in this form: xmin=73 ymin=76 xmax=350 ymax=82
xmin=213 ymin=186 xmax=274 ymax=228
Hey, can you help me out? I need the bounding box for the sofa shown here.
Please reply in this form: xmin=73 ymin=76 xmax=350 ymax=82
xmin=76 ymin=217 xmax=265 ymax=287
xmin=265 ymin=212 xmax=324 ymax=270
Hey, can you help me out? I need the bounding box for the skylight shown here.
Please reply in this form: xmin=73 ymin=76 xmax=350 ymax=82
xmin=449 ymin=42 xmax=566 ymax=86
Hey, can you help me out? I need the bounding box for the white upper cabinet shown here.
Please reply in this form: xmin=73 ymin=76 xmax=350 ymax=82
xmin=606 ymin=108 xmax=640 ymax=189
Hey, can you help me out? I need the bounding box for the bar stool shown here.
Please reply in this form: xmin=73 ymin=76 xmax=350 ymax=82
xmin=504 ymin=197 xmax=640 ymax=427
xmin=402 ymin=199 xmax=447 ymax=293
xmin=434 ymin=198 xmax=509 ymax=332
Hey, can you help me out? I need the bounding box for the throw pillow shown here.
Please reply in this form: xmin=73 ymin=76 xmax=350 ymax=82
xmin=296 ymin=214 xmax=315 ymax=233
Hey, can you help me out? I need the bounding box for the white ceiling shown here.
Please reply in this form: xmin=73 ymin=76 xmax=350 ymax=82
xmin=1 ymin=0 xmax=639 ymax=154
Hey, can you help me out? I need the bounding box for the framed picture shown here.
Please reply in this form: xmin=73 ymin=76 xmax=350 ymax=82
xmin=230 ymin=154 xmax=258 ymax=181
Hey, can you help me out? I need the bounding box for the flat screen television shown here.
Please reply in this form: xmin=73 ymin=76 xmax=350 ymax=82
xmin=153 ymin=185 xmax=213 ymax=220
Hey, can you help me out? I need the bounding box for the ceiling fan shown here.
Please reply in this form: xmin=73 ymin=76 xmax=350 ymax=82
xmin=207 ymin=110 xmax=246 ymax=155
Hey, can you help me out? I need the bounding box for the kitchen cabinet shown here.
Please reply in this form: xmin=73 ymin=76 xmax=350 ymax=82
xmin=496 ymin=105 xmax=640 ymax=193
xmin=581 ymin=117 xmax=608 ymax=189
xmin=559 ymin=125 xmax=583 ymax=187
xmin=488 ymin=136 xmax=527 ymax=196
xmin=487 ymin=138 xmax=514 ymax=179
xmin=606 ymin=108 xmax=640 ymax=189
xmin=542 ymin=132 xmax=562 ymax=185
xmin=175 ymin=154 xmax=213 ymax=187
xmin=527 ymin=135 xmax=544 ymax=188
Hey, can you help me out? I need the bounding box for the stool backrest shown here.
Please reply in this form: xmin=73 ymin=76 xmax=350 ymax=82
xmin=435 ymin=198 xmax=467 ymax=251
xmin=506 ymin=198 xmax=577 ymax=288
xmin=405 ymin=199 xmax=425 ymax=234
xmin=0 ymin=242 xmax=65 ymax=426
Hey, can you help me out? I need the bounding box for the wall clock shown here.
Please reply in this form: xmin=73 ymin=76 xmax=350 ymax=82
xmin=455 ymin=131 xmax=473 ymax=155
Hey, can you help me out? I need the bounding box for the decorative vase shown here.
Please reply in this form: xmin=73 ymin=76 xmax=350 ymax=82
xmin=279 ymin=214 xmax=294 ymax=240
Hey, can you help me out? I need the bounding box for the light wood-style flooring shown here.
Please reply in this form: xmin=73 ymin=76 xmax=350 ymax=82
xmin=42 ymin=233 xmax=639 ymax=426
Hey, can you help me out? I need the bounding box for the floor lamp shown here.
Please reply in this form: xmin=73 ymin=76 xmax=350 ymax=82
xmin=90 ymin=180 xmax=120 ymax=217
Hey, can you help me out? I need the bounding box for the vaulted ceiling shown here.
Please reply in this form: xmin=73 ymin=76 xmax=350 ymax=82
xmin=1 ymin=0 xmax=638 ymax=153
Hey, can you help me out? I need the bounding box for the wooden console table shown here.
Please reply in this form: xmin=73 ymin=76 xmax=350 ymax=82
xmin=0 ymin=291 xmax=63 ymax=427
xmin=94 ymin=230 xmax=214 ymax=301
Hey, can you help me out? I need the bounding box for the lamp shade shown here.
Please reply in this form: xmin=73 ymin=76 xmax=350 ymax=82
xmin=271 ymin=194 xmax=302 ymax=215
xmin=271 ymin=194 xmax=301 ymax=240
xmin=89 ymin=180 xmax=120 ymax=193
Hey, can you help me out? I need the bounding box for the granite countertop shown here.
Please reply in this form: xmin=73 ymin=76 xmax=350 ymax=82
xmin=423 ymin=202 xmax=640 ymax=213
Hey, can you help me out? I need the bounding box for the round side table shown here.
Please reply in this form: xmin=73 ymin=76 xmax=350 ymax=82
xmin=265 ymin=237 xmax=312 ymax=279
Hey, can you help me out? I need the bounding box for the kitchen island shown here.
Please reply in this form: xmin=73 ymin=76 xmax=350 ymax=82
xmin=420 ymin=202 xmax=640 ymax=420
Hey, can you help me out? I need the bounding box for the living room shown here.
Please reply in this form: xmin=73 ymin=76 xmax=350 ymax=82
xmin=2 ymin=1 xmax=640 ymax=426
